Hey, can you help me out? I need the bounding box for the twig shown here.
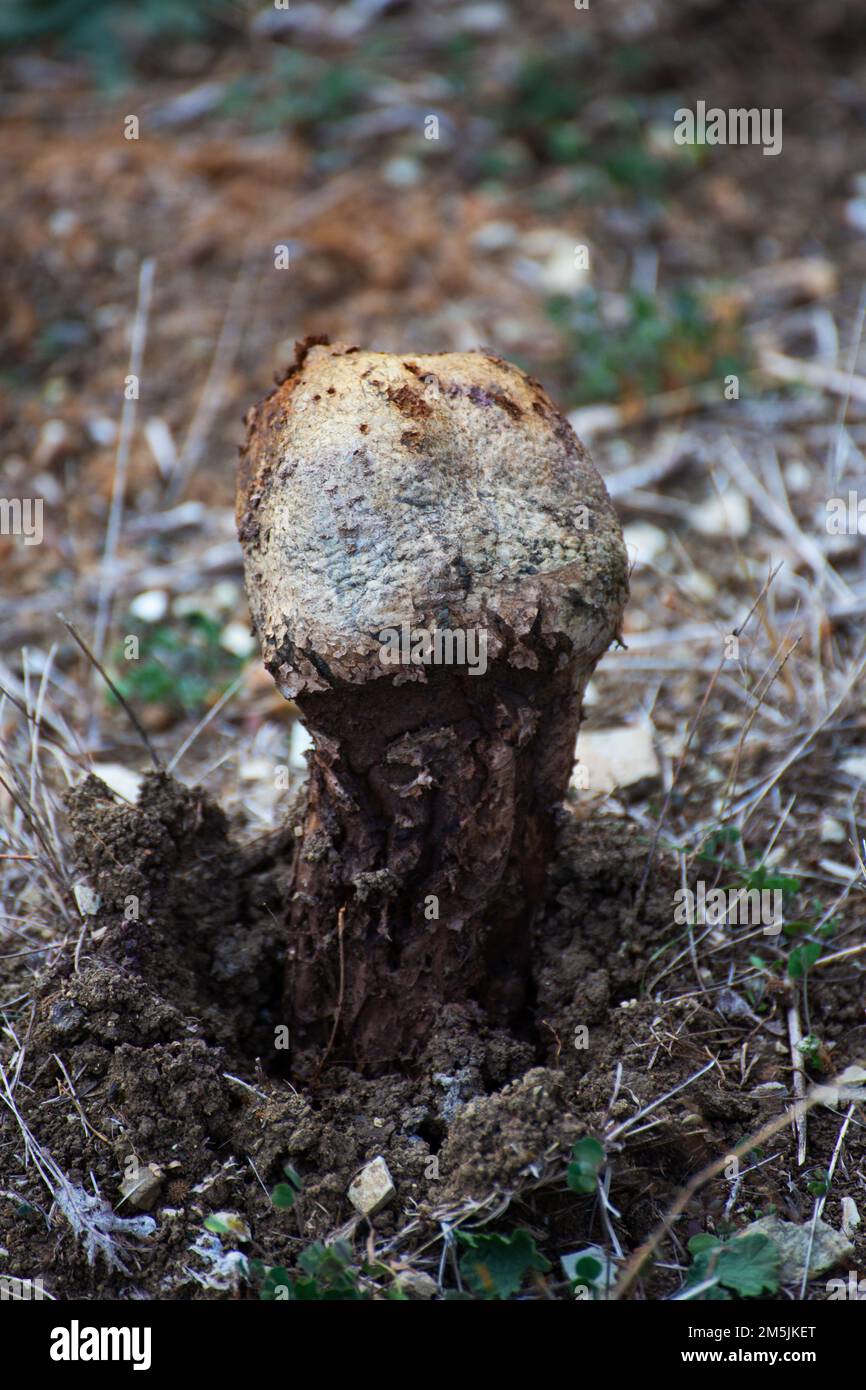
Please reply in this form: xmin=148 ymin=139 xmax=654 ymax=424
xmin=721 ymin=437 xmax=850 ymax=602
xmin=167 ymin=673 xmax=244 ymax=774
xmin=52 ymin=1053 xmax=111 ymax=1146
xmin=736 ymin=640 xmax=866 ymax=823
xmin=758 ymin=347 xmax=866 ymax=406
xmin=58 ymin=615 xmax=161 ymax=771
xmin=826 ymin=285 xmax=866 ymax=491
xmin=165 ymin=253 xmax=252 ymax=503
xmin=813 ymin=941 xmax=866 ymax=969
xmin=93 ymin=258 xmax=156 ymax=667
xmin=637 ymin=569 xmax=779 ymax=903
xmin=786 ymin=991 xmax=808 ymax=1165
xmin=312 ymin=905 xmax=347 ymax=1085
xmin=798 ymin=1103 xmax=856 ymax=1300
xmin=606 ymin=1059 xmax=717 ymax=1144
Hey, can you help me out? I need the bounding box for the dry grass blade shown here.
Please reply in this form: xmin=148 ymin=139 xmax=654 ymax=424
xmin=58 ymin=614 xmax=161 ymax=771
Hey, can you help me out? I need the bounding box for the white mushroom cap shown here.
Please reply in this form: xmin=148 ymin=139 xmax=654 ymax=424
xmin=237 ymin=339 xmax=628 ymax=697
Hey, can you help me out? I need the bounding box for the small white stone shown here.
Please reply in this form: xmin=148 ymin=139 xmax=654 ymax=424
xmin=572 ymin=721 xmax=660 ymax=796
xmin=130 ymin=589 xmax=168 ymax=623
xmin=470 ymin=220 xmax=516 ymax=253
xmin=841 ymin=754 xmax=866 ymax=782
xmin=144 ymin=417 xmax=178 ymax=478
xmin=213 ymin=580 xmax=241 ymax=611
xmin=289 ymin=720 xmax=314 ymax=771
xmin=845 ymin=198 xmax=866 ymax=234
xmin=34 ymin=419 xmax=68 ymax=468
xmin=91 ymin=763 xmax=144 ymax=803
xmin=238 ymin=757 xmax=273 ymax=783
xmin=220 ymin=621 xmax=256 ymax=658
xmin=395 ymin=1269 xmax=438 ymax=1298
xmin=623 ymin=522 xmax=667 ymax=567
xmin=819 ymin=815 xmax=847 ymax=844
xmin=32 ymin=471 xmax=63 ymax=505
xmin=49 ymin=209 xmax=78 ymax=237
xmin=456 ymin=3 xmax=507 ymax=35
xmin=120 ymin=1164 xmax=162 ymax=1212
xmin=841 ymin=1197 xmax=861 ymax=1238
xmin=73 ymin=883 xmax=101 ymax=916
xmin=516 ymin=228 xmax=591 ymax=294
xmin=819 ymin=858 xmax=858 ymax=881
xmin=383 ymin=157 xmax=421 ymax=188
xmin=692 ymin=489 xmax=750 ymax=539
xmin=784 ymin=460 xmax=811 ymax=493
xmin=347 ymin=1156 xmax=395 ymax=1217
xmin=686 ymin=570 xmax=717 ymax=602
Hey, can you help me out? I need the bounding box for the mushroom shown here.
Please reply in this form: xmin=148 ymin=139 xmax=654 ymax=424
xmin=237 ymin=338 xmax=628 ymax=1077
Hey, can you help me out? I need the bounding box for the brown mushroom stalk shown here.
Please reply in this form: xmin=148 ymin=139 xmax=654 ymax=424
xmin=237 ymin=338 xmax=628 ymax=1077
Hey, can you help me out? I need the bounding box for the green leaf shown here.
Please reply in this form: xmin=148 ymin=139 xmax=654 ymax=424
xmin=686 ymin=1233 xmax=780 ymax=1298
xmin=260 ymin=1266 xmax=291 ymax=1300
xmin=806 ymin=1169 xmax=830 ymax=1198
xmin=203 ymin=1214 xmax=232 ymax=1236
xmin=271 ymin=1183 xmax=297 ymax=1210
xmin=788 ymin=942 xmax=822 ymax=979
xmin=566 ymin=1135 xmax=605 ymax=1194
xmin=457 ymin=1229 xmax=551 ymax=1300
xmin=271 ymin=1163 xmax=303 ymax=1209
xmin=687 ymin=1234 xmax=722 ymax=1255
xmin=742 ymin=865 xmax=801 ymax=900
xmin=716 ymin=1235 xmax=780 ymax=1297
xmin=698 ymin=827 xmax=741 ymax=863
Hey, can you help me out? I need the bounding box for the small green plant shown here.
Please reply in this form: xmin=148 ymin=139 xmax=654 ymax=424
xmin=787 ymin=941 xmax=822 ymax=979
xmin=456 ymin=1228 xmax=551 ymax=1300
xmin=247 ymin=1239 xmax=369 ymax=1302
xmin=494 ymin=46 xmax=668 ymax=193
xmin=797 ymin=1034 xmax=829 ymax=1073
xmin=562 ymin=1244 xmax=616 ymax=1298
xmin=0 ymin=0 xmax=234 ymax=84
xmin=684 ymin=1232 xmax=780 ymax=1300
xmin=740 ymin=863 xmax=801 ymax=901
xmin=549 ymin=286 xmax=749 ymax=407
xmin=804 ymin=1168 xmax=831 ymax=1199
xmin=698 ymin=826 xmax=742 ymax=864
xmin=566 ymin=1135 xmax=605 ymax=1194
xmin=270 ymin=1163 xmax=303 ymax=1210
xmin=239 ymin=1174 xmax=556 ymax=1300
xmin=110 ymin=610 xmax=242 ymax=717
xmin=220 ymin=49 xmax=370 ymax=135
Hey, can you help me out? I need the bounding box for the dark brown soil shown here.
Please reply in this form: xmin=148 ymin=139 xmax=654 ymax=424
xmin=2 ymin=771 xmax=863 ymax=1299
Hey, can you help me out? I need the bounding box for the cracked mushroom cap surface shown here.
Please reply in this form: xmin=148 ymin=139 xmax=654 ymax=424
xmin=237 ymin=338 xmax=628 ymax=697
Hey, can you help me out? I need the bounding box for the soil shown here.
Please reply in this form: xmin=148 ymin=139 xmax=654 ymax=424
xmin=2 ymin=770 xmax=862 ymax=1299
